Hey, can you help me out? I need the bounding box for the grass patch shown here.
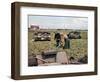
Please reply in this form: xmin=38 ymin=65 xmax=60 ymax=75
xmin=28 ymin=29 xmax=88 ymax=59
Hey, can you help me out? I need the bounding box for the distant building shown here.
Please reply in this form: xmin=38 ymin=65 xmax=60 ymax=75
xmin=29 ymin=25 xmax=39 ymax=30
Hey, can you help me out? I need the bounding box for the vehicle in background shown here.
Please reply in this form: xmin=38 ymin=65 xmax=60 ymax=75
xmin=67 ymin=31 xmax=81 ymax=39
xmin=33 ymin=32 xmax=51 ymax=41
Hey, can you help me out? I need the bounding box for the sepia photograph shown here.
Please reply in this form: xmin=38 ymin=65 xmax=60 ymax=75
xmin=28 ymin=15 xmax=88 ymax=66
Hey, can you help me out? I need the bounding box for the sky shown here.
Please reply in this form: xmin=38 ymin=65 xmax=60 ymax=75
xmin=28 ymin=15 xmax=88 ymax=30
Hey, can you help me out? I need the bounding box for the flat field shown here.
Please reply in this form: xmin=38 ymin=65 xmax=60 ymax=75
xmin=28 ymin=29 xmax=88 ymax=60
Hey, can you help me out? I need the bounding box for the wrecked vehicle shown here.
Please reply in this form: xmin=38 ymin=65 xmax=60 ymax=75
xmin=67 ymin=31 xmax=81 ymax=39
xmin=33 ymin=32 xmax=51 ymax=41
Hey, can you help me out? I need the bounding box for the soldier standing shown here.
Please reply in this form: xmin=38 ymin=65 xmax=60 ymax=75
xmin=63 ymin=33 xmax=70 ymax=49
xmin=54 ymin=32 xmax=61 ymax=48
